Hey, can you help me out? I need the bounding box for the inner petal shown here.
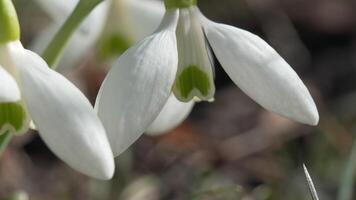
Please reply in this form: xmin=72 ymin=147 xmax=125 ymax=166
xmin=0 ymin=42 xmax=30 ymax=135
xmin=173 ymin=7 xmax=215 ymax=102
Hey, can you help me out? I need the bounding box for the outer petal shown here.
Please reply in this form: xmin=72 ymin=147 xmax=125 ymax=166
xmin=95 ymin=10 xmax=179 ymax=156
xmin=12 ymin=46 xmax=114 ymax=180
xmin=146 ymin=94 xmax=194 ymax=136
xmin=0 ymin=66 xmax=20 ymax=102
xmin=200 ymin=11 xmax=319 ymax=125
xmin=31 ymin=1 xmax=109 ymax=73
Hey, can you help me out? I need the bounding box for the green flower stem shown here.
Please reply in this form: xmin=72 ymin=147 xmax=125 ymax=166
xmin=0 ymin=0 xmax=20 ymax=44
xmin=0 ymin=132 xmax=12 ymax=156
xmin=42 ymin=0 xmax=103 ymax=68
xmin=165 ymin=0 xmax=197 ymax=9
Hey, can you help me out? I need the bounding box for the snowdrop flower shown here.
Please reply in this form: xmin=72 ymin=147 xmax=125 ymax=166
xmin=0 ymin=0 xmax=114 ymax=179
xmin=95 ymin=0 xmax=319 ymax=156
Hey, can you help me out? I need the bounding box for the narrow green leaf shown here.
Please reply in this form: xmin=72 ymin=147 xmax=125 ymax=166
xmin=303 ymin=164 xmax=320 ymax=200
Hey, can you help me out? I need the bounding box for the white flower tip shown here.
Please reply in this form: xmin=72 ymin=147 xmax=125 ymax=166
xmin=307 ymin=110 xmax=319 ymax=126
xmin=92 ymin=158 xmax=115 ymax=180
xmin=12 ymin=48 xmax=116 ymax=180
xmin=295 ymin=99 xmax=319 ymax=126
xmin=67 ymin=141 xmax=115 ymax=180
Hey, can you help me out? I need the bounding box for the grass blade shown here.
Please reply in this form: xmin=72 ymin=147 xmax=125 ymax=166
xmin=303 ymin=164 xmax=320 ymax=200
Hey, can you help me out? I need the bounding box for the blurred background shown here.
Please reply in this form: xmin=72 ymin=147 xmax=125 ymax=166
xmin=1 ymin=0 xmax=356 ymax=199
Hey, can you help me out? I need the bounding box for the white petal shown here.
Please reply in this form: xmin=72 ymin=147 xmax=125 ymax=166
xmin=31 ymin=1 xmax=109 ymax=73
xmin=116 ymin=0 xmax=165 ymax=41
xmin=0 ymin=66 xmax=20 ymax=102
xmin=200 ymin=12 xmax=319 ymax=125
xmin=12 ymin=47 xmax=114 ymax=180
xmin=146 ymin=94 xmax=194 ymax=136
xmin=95 ymin=10 xmax=179 ymax=156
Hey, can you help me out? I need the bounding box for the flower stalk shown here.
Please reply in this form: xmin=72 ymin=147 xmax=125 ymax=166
xmin=0 ymin=0 xmax=20 ymax=44
xmin=0 ymin=132 xmax=12 ymax=156
xmin=164 ymin=0 xmax=197 ymax=9
xmin=41 ymin=0 xmax=103 ymax=68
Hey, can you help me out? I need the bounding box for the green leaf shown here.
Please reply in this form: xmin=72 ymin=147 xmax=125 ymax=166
xmin=303 ymin=164 xmax=320 ymax=200
xmin=0 ymin=102 xmax=28 ymax=135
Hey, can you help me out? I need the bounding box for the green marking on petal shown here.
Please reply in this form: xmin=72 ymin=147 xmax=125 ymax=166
xmin=0 ymin=102 xmax=28 ymax=135
xmin=174 ymin=65 xmax=211 ymax=101
xmin=0 ymin=0 xmax=20 ymax=44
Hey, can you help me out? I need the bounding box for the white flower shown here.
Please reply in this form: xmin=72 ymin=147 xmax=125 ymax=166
xmin=0 ymin=41 xmax=115 ymax=179
xmin=96 ymin=2 xmax=319 ymax=156
xmin=31 ymin=0 xmax=165 ymax=72
xmin=0 ymin=0 xmax=115 ymax=179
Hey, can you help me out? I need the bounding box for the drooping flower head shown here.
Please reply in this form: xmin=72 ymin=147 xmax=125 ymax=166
xmin=0 ymin=0 xmax=114 ymax=179
xmin=96 ymin=0 xmax=319 ymax=156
